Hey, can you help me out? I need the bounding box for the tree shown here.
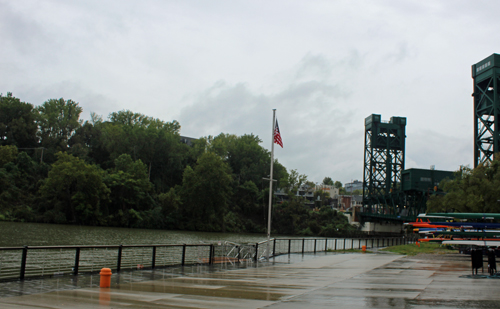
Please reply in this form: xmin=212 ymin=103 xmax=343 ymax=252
xmin=280 ymin=169 xmax=308 ymax=200
xmin=314 ymin=189 xmax=331 ymax=208
xmin=0 ymin=92 xmax=38 ymax=148
xmin=36 ymin=98 xmax=83 ymax=155
xmin=108 ymin=110 xmax=181 ymax=134
xmin=180 ymin=152 xmax=233 ymax=231
xmin=427 ymin=160 xmax=500 ymax=213
xmin=0 ymin=151 xmax=48 ymax=221
xmin=352 ymin=189 xmax=363 ymax=195
xmin=69 ymin=120 xmax=111 ymax=167
xmin=100 ymin=110 xmax=187 ymax=191
xmin=0 ymin=145 xmax=18 ymax=166
xmin=103 ymin=154 xmax=155 ymax=227
xmin=322 ymin=177 xmax=334 ymax=186
xmin=38 ymin=152 xmax=109 ymax=225
xmin=334 ymin=181 xmax=343 ymax=189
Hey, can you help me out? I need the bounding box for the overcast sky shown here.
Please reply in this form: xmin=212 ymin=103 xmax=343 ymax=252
xmin=1 ymin=0 xmax=498 ymax=184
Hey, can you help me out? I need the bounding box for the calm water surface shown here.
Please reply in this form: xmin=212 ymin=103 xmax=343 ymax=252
xmin=0 ymin=221 xmax=271 ymax=247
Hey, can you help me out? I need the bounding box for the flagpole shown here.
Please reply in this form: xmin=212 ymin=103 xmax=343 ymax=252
xmin=267 ymin=109 xmax=276 ymax=261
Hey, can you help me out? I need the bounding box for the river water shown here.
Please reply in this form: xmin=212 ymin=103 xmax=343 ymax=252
xmin=0 ymin=221 xmax=271 ymax=247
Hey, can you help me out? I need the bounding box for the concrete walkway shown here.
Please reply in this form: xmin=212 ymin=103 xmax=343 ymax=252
xmin=0 ymin=252 xmax=499 ymax=308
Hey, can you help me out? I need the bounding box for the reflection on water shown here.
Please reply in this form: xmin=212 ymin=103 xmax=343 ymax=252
xmin=0 ymin=221 xmax=269 ymax=247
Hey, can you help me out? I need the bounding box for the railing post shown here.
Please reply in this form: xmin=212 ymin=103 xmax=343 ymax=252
xmin=210 ymin=244 xmax=214 ymax=264
xmin=314 ymin=239 xmax=317 ymax=253
xmin=377 ymin=238 xmax=379 ymax=248
xmin=334 ymin=239 xmax=337 ymax=251
xmin=254 ymin=243 xmax=259 ymax=262
xmin=351 ymin=238 xmax=354 ymax=250
xmin=343 ymin=238 xmax=346 ymax=251
xmin=20 ymin=246 xmax=28 ymax=280
xmin=288 ymin=239 xmax=291 ymax=255
xmin=358 ymin=239 xmax=361 ymax=250
xmin=273 ymin=239 xmax=276 ymax=256
xmin=73 ymin=247 xmax=80 ymax=275
xmin=182 ymin=244 xmax=186 ymax=266
xmin=325 ymin=238 xmax=328 ymax=251
xmin=117 ymin=245 xmax=123 ymax=272
xmin=302 ymin=239 xmax=305 ymax=254
xmin=152 ymin=246 xmax=156 ymax=269
xmin=237 ymin=246 xmax=241 ymax=261
xmin=372 ymin=238 xmax=374 ymax=248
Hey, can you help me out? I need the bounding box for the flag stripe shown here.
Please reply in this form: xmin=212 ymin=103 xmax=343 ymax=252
xmin=274 ymin=119 xmax=283 ymax=148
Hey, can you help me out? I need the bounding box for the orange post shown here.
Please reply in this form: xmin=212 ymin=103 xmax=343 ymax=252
xmin=100 ymin=268 xmax=112 ymax=288
xmin=362 ymin=245 xmax=366 ymax=252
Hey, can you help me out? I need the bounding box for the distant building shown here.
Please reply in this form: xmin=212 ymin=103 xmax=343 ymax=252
xmin=345 ymin=180 xmax=363 ymax=193
xmin=275 ymin=184 xmax=315 ymax=206
xmin=274 ymin=184 xmax=339 ymax=207
xmin=315 ymin=184 xmax=339 ymax=199
xmin=180 ymin=136 xmax=197 ymax=146
xmin=333 ymin=194 xmax=362 ymax=211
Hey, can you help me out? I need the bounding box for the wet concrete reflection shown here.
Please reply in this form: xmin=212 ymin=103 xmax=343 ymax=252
xmin=1 ymin=252 xmax=499 ymax=308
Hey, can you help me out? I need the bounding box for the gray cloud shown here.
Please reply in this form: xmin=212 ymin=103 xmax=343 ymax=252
xmin=1 ymin=0 xmax=497 ymax=184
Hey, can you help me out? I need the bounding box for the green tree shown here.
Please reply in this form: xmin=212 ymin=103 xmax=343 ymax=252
xmin=314 ymin=189 xmax=330 ymax=208
xmin=180 ymin=152 xmax=233 ymax=231
xmin=68 ymin=120 xmax=110 ymax=166
xmin=38 ymin=152 xmax=109 ymax=225
xmin=0 ymin=151 xmax=48 ymax=221
xmin=158 ymin=188 xmax=181 ymax=219
xmin=334 ymin=181 xmax=343 ymax=189
xmin=427 ymin=161 xmax=500 ymax=213
xmin=322 ymin=177 xmax=334 ymax=186
xmin=280 ymin=169 xmax=308 ymax=200
xmin=103 ymin=154 xmax=155 ymax=227
xmin=36 ymin=98 xmax=83 ymax=156
xmin=100 ymin=110 xmax=187 ymax=191
xmin=352 ymin=189 xmax=363 ymax=195
xmin=0 ymin=145 xmax=18 ymax=166
xmin=0 ymin=92 xmax=38 ymax=148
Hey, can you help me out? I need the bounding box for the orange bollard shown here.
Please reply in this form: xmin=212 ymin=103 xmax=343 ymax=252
xmin=100 ymin=268 xmax=112 ymax=288
xmin=362 ymin=245 xmax=366 ymax=252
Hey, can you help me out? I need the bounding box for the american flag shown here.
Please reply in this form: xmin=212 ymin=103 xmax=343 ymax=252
xmin=274 ymin=119 xmax=283 ymax=148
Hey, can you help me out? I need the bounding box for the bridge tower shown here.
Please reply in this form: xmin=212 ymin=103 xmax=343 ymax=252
xmin=473 ymin=54 xmax=500 ymax=167
xmin=362 ymin=114 xmax=406 ymax=216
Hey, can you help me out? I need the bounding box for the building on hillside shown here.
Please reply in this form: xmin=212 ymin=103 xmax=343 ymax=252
xmin=274 ymin=184 xmax=315 ymax=206
xmin=315 ymin=184 xmax=339 ymax=199
xmin=333 ymin=194 xmax=363 ymax=211
xmin=274 ymin=184 xmax=339 ymax=207
xmin=180 ymin=136 xmax=197 ymax=146
xmin=345 ymin=180 xmax=363 ymax=193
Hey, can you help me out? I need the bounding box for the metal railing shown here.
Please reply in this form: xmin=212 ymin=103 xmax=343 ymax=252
xmin=0 ymin=236 xmax=413 ymax=282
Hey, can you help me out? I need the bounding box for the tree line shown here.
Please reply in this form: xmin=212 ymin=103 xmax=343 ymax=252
xmin=0 ymin=92 xmax=360 ymax=236
xmin=428 ymin=159 xmax=500 ymax=213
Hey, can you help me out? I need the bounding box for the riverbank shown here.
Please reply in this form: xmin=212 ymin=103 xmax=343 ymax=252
xmin=1 ymin=251 xmax=498 ymax=308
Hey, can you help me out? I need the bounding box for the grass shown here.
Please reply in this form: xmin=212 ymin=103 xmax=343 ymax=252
xmin=380 ymin=242 xmax=457 ymax=256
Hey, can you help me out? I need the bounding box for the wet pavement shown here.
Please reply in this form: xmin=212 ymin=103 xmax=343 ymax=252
xmin=0 ymin=252 xmax=499 ymax=308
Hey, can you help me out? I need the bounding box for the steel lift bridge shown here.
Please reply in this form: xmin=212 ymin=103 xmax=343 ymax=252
xmin=360 ymin=114 xmax=453 ymax=225
xmin=359 ymin=54 xmax=499 ymax=225
xmin=473 ymin=54 xmax=500 ymax=167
